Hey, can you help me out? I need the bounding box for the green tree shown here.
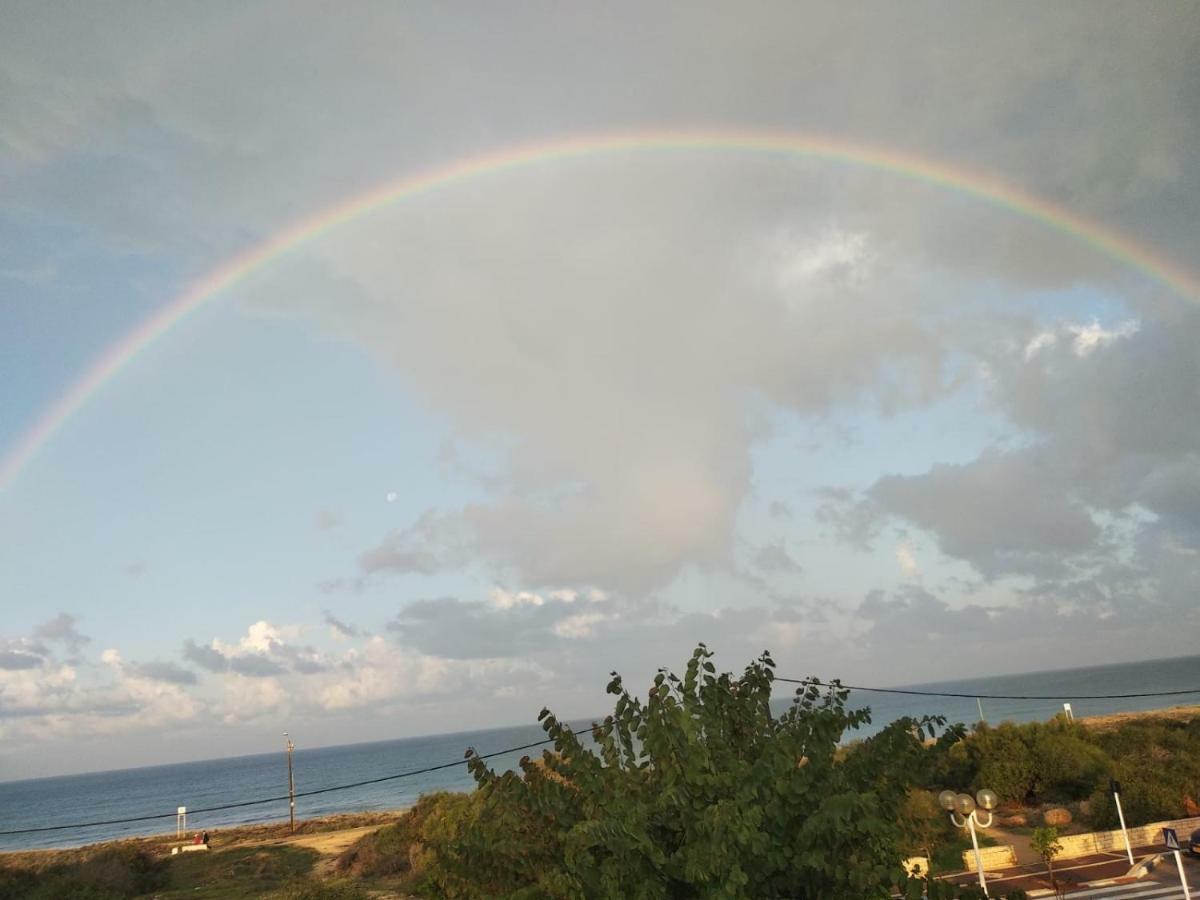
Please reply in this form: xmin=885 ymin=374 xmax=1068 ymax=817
xmin=438 ymin=645 xmax=950 ymax=899
xmin=1031 ymin=826 xmax=1064 ymax=897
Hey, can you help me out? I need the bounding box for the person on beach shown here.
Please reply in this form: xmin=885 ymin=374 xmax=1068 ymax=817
xmin=201 ymin=830 xmax=209 ymax=846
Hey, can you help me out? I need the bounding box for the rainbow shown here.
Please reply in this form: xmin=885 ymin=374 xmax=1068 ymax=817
xmin=3 ymin=129 xmax=1199 ymax=493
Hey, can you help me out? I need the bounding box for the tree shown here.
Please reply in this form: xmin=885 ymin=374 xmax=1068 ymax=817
xmin=1031 ymin=826 xmax=1064 ymax=898
xmin=440 ymin=645 xmax=953 ymax=898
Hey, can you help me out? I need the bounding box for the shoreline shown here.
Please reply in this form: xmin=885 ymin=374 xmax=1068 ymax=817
xmin=0 ymin=809 xmax=409 ymax=870
xmin=4 ymin=704 xmax=1197 ymax=861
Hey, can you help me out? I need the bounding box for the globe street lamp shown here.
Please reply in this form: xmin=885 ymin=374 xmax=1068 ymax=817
xmin=939 ymin=788 xmax=998 ymax=897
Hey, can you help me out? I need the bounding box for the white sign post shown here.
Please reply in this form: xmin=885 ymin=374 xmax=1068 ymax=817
xmin=176 ymin=806 xmax=187 ymax=838
xmin=1163 ymin=829 xmax=1192 ymax=900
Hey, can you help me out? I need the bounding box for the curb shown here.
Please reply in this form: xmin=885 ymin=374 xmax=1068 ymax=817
xmin=1127 ymin=852 xmax=1165 ymax=879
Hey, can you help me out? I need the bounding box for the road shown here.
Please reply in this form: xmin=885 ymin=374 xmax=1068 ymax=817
xmin=944 ymin=844 xmax=1199 ymax=897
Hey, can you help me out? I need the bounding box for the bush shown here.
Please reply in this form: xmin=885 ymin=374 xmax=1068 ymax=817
xmin=970 ymin=723 xmax=1034 ymax=803
xmin=0 ymin=847 xmax=167 ymax=900
xmin=269 ymin=881 xmax=373 ymax=900
xmin=1028 ymin=723 xmax=1111 ymax=802
xmin=336 ymin=791 xmax=481 ymax=894
xmin=415 ymin=645 xmax=950 ymax=899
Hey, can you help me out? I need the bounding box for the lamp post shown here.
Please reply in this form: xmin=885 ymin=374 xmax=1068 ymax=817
xmin=939 ymin=788 xmax=998 ymax=897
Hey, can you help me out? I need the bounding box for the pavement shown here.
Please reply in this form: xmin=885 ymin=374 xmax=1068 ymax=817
xmin=943 ymin=844 xmax=1199 ymax=897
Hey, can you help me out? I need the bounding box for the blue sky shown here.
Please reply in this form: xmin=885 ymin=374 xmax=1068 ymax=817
xmin=1 ymin=1 xmax=1198 ymax=779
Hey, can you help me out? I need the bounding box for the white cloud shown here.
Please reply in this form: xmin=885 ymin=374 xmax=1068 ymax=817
xmin=1068 ymin=319 xmax=1140 ymax=356
xmin=552 ymin=612 xmax=614 ymax=639
xmin=894 ymin=541 xmax=921 ymax=580
xmin=768 ymin=227 xmax=872 ymax=291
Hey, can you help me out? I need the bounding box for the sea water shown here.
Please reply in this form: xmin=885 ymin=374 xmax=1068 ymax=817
xmin=1 ymin=653 xmax=1196 ymax=851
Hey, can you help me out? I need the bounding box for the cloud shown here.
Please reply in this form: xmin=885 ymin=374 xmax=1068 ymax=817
xmin=0 ymin=650 xmax=43 ymax=671
xmin=894 ymin=542 xmax=921 ymax=580
xmin=183 ymin=639 xmax=229 ymax=673
xmin=33 ymin=613 xmax=90 ymax=655
xmin=2 ymin=3 xmax=1200 ymax=767
xmin=316 ymin=509 xmax=342 ymax=530
xmin=752 ymin=542 xmax=804 ymax=575
xmin=102 ymin=649 xmax=199 ymax=686
xmin=128 ymin=660 xmax=198 ymax=686
xmin=185 ymin=622 xmax=330 ymax=678
xmin=359 ymin=511 xmax=466 ymax=576
xmin=868 ymin=450 xmax=1101 ymax=579
xmin=323 ymin=611 xmax=360 ymax=639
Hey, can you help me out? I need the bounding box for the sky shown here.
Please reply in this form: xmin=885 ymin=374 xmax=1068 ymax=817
xmin=1 ymin=1 xmax=1198 ymax=779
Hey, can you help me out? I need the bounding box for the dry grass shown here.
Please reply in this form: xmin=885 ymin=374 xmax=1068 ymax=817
xmin=1077 ymin=704 xmax=1200 ymax=732
xmin=0 ymin=810 xmax=406 ymax=872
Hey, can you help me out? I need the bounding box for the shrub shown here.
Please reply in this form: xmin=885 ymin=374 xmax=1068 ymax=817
xmin=269 ymin=881 xmax=372 ymax=900
xmin=970 ymin=723 xmax=1034 ymax=803
xmin=336 ymin=791 xmax=481 ymax=895
xmin=0 ymin=847 xmax=167 ymax=900
xmin=419 ymin=645 xmax=949 ymax=899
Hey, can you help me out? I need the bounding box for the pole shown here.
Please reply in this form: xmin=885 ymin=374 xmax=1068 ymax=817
xmin=1113 ymin=791 xmax=1134 ymax=866
xmin=1174 ymin=849 xmax=1192 ymax=899
xmin=285 ymin=733 xmax=296 ymax=833
xmin=968 ymin=814 xmax=989 ymax=897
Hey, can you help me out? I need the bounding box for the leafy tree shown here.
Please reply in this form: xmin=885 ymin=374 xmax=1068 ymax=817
xmin=969 ymin=723 xmax=1034 ymax=803
xmin=1027 ymin=722 xmax=1110 ymax=802
xmin=437 ymin=645 xmax=951 ymax=899
xmin=1031 ymin=826 xmax=1064 ymax=897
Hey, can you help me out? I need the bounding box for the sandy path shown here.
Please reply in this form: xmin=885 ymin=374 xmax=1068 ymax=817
xmin=266 ymin=823 xmax=383 ymax=855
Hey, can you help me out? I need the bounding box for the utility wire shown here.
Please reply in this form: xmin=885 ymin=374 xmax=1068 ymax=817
xmin=5 ymin=676 xmax=1200 ymax=838
xmin=0 ymin=727 xmax=594 ymax=837
xmin=775 ymin=677 xmax=1200 ymax=701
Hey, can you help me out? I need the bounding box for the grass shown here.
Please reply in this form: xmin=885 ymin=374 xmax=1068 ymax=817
xmin=157 ymin=845 xmax=319 ymax=899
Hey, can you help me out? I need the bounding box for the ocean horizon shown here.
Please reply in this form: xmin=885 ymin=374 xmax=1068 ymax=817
xmin=2 ymin=653 xmax=1197 ymax=851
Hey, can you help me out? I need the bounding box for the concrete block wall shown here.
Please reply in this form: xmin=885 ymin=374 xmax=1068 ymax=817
xmin=1054 ymin=815 xmax=1200 ymax=860
xmin=961 ymin=844 xmax=1018 ymax=872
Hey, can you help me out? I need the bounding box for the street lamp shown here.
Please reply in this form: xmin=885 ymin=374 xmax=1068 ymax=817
xmin=939 ymin=788 xmax=997 ymax=897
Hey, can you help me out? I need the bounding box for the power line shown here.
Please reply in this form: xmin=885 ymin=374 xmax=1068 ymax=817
xmin=776 ymin=677 xmax=1200 ymax=702
xmin=4 ymin=676 xmax=1199 ymax=838
xmin=0 ymin=727 xmax=593 ymax=837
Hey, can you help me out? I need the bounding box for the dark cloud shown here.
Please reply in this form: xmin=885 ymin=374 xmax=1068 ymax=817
xmin=34 ymin=613 xmax=89 ymax=654
xmin=0 ymin=650 xmax=43 ymax=671
xmin=359 ymin=511 xmax=466 ymax=576
xmin=128 ymin=660 xmax=198 ymax=685
xmin=753 ymin=542 xmax=804 ymax=575
xmin=229 ymin=655 xmax=287 ymax=678
xmin=868 ymin=450 xmax=1101 ymax=579
xmin=182 ymin=634 xmax=326 ymax=678
xmin=322 ymin=611 xmax=360 ymax=638
xmin=182 ymin=639 xmax=229 ymax=673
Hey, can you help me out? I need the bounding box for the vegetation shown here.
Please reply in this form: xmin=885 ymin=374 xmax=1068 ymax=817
xmin=1031 ymin=826 xmax=1064 ymax=899
xmin=331 ymin=644 xmax=1025 ymax=899
xmin=917 ymin=713 xmax=1200 ymax=828
xmin=0 ymin=846 xmax=168 ymax=900
xmin=13 ymin=648 xmax=1199 ymax=898
xmin=0 ymin=845 xmax=322 ymax=900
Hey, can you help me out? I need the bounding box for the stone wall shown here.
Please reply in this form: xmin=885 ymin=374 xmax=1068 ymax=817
xmin=1054 ymin=815 xmax=1200 ymax=860
xmin=961 ymin=844 xmax=1018 ymax=872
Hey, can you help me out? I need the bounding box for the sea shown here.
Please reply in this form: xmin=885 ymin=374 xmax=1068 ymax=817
xmin=1 ymin=654 xmax=1197 ymax=852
